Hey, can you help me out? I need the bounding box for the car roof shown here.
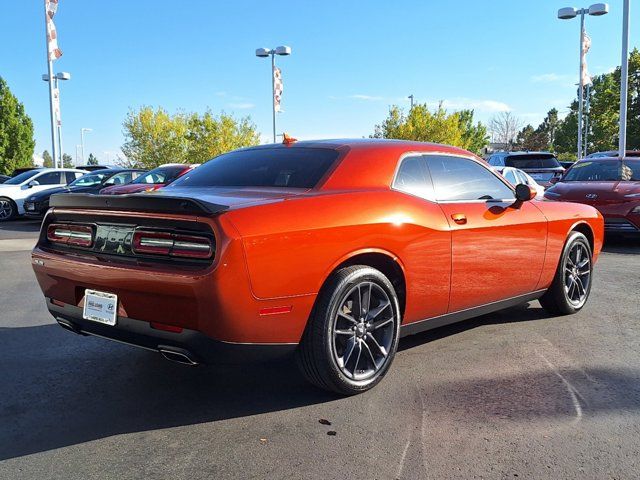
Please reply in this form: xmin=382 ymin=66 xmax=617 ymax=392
xmin=237 ymin=138 xmax=477 ymax=156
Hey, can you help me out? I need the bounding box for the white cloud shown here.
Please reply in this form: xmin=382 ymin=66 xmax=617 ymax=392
xmin=433 ymin=98 xmax=512 ymax=113
xmin=228 ymin=102 xmax=255 ymax=109
xmin=348 ymin=94 xmax=384 ymax=101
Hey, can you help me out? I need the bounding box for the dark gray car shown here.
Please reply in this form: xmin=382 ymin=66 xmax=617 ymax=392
xmin=486 ymin=152 xmax=564 ymax=188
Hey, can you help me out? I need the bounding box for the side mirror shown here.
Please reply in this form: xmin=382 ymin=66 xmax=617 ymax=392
xmin=549 ymin=177 xmax=560 ymax=185
xmin=27 ymin=180 xmax=40 ymax=188
xmin=515 ymin=183 xmax=536 ymax=202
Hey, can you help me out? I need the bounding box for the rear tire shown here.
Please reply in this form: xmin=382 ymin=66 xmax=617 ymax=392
xmin=296 ymin=265 xmax=401 ymax=395
xmin=0 ymin=197 xmax=17 ymax=222
xmin=539 ymin=231 xmax=593 ymax=315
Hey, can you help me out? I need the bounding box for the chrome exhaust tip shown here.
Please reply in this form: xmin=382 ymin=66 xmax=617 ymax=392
xmin=158 ymin=346 xmax=199 ymax=366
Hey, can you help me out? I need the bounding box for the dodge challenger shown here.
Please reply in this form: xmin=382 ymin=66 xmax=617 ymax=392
xmin=32 ymin=139 xmax=604 ymax=394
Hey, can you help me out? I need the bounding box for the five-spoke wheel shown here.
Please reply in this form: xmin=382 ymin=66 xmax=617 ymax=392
xmin=297 ymin=265 xmax=401 ymax=395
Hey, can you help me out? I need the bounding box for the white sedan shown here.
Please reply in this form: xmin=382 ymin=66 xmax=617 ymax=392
xmin=0 ymin=168 xmax=88 ymax=221
xmin=494 ymin=166 xmax=546 ymax=199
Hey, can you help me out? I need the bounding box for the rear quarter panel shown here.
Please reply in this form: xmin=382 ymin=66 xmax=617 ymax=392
xmin=533 ymin=200 xmax=604 ymax=290
xmin=224 ymin=189 xmax=453 ymax=324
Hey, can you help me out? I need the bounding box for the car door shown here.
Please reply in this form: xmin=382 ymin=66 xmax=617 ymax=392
xmin=30 ymin=171 xmax=65 ymax=193
xmin=392 ymin=154 xmax=451 ymax=321
xmin=425 ymin=154 xmax=547 ymax=312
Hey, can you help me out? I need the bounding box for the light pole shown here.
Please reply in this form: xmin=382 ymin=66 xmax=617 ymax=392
xmin=80 ymin=128 xmax=92 ymax=164
xmin=618 ymin=0 xmax=630 ymax=158
xmin=42 ymin=72 xmax=70 ymax=168
xmin=558 ymin=3 xmax=609 ymax=160
xmin=408 ymin=94 xmax=415 ymax=109
xmin=255 ymin=46 xmax=291 ymax=143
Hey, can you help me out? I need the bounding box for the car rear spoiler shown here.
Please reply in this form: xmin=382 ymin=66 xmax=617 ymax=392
xmin=49 ymin=193 xmax=228 ymax=216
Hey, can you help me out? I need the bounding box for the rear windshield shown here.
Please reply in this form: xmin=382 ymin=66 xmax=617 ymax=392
xmin=505 ymin=155 xmax=561 ymax=169
xmin=172 ymin=148 xmax=339 ymax=189
xmin=563 ymin=159 xmax=640 ymax=181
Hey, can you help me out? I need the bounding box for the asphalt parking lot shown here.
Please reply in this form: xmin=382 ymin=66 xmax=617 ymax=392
xmin=1 ymin=219 xmax=639 ymax=480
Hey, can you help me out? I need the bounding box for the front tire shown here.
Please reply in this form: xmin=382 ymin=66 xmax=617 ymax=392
xmin=539 ymin=231 xmax=593 ymax=315
xmin=0 ymin=198 xmax=17 ymax=222
xmin=296 ymin=265 xmax=401 ymax=395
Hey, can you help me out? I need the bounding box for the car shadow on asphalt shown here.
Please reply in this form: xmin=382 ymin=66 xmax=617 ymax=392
xmin=2 ymin=301 xmax=639 ymax=461
xmin=602 ymin=235 xmax=640 ymax=254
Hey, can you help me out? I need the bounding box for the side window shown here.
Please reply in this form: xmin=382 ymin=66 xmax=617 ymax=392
xmin=503 ymin=169 xmax=518 ymax=185
xmin=106 ymin=172 xmax=133 ymax=185
xmin=487 ymin=156 xmax=496 ymax=166
xmin=425 ymin=155 xmax=515 ymax=202
xmin=393 ymin=155 xmax=433 ymax=200
xmin=35 ymin=171 xmax=63 ymax=185
xmin=65 ymin=172 xmax=83 ymax=183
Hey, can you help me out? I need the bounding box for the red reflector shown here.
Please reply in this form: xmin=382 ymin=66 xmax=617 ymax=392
xmin=150 ymin=322 xmax=183 ymax=333
xmin=259 ymin=306 xmax=293 ymax=316
xmin=47 ymin=223 xmax=94 ymax=247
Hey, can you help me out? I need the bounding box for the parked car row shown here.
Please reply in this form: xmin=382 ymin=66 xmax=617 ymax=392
xmin=0 ymin=163 xmax=198 ymax=221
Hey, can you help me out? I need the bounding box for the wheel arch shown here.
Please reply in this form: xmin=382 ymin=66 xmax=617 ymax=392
xmin=570 ymin=221 xmax=595 ymax=253
xmin=320 ymin=249 xmax=407 ymax=317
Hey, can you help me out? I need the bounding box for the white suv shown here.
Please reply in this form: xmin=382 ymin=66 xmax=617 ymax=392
xmin=0 ymin=168 xmax=88 ymax=221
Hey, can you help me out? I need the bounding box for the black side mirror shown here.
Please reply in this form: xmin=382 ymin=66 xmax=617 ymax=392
xmin=515 ymin=183 xmax=536 ymax=202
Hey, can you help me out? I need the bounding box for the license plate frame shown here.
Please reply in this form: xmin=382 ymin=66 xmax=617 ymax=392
xmin=82 ymin=289 xmax=118 ymax=326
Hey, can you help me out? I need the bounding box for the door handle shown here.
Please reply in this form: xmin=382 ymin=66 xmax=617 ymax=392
xmin=451 ymin=213 xmax=467 ymax=225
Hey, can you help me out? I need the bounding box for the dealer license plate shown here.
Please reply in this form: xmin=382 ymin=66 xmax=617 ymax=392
xmin=83 ymin=290 xmax=118 ymax=326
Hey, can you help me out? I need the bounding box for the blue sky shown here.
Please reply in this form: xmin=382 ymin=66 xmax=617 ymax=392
xmin=1 ymin=0 xmax=638 ymax=163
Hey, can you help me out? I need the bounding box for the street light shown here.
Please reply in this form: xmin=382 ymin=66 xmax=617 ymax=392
xmin=42 ymin=71 xmax=71 ymax=168
xmin=255 ymin=45 xmax=292 ymax=142
xmin=557 ymin=3 xmax=609 ymax=160
xmin=80 ymin=128 xmax=92 ymax=164
xmin=618 ymin=0 xmax=630 ymax=158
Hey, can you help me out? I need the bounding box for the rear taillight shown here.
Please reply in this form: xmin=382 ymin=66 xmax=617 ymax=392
xmin=132 ymin=230 xmax=212 ymax=259
xmin=46 ymin=223 xmax=94 ymax=247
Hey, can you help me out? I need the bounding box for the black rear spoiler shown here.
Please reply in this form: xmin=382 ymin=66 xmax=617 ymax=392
xmin=49 ymin=193 xmax=228 ymax=216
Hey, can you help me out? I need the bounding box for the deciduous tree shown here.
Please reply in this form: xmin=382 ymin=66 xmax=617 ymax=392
xmin=0 ymin=77 xmax=35 ymax=175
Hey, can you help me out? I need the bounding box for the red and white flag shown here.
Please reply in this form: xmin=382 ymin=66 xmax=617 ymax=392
xmin=581 ymin=30 xmax=592 ymax=86
xmin=52 ymin=86 xmax=61 ymax=126
xmin=273 ymin=66 xmax=283 ymax=112
xmin=46 ymin=0 xmax=62 ymax=61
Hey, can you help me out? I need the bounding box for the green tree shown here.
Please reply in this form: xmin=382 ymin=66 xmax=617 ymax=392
xmin=185 ymin=110 xmax=260 ymax=164
xmin=537 ymin=108 xmax=560 ymax=151
xmin=0 ymin=77 xmax=35 ymax=175
xmin=372 ymin=103 xmax=488 ymax=154
xmin=121 ymin=106 xmax=260 ymax=168
xmin=42 ymin=150 xmax=53 ymax=168
xmin=458 ymin=109 xmax=489 ymax=155
xmin=62 ymin=153 xmax=74 ymax=168
xmin=87 ymin=153 xmax=98 ymax=165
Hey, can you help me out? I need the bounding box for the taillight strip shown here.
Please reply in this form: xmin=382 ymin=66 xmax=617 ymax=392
xmin=132 ymin=230 xmax=213 ymax=259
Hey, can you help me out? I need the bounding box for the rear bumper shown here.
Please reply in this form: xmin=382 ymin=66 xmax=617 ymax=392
xmin=47 ymin=299 xmax=297 ymax=364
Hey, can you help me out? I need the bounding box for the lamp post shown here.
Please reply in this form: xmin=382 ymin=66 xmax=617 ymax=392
xmin=255 ymin=46 xmax=291 ymax=143
xmin=618 ymin=0 xmax=630 ymax=158
xmin=408 ymin=94 xmax=415 ymax=109
xmin=558 ymin=3 xmax=609 ymax=160
xmin=80 ymin=128 xmax=92 ymax=164
xmin=42 ymin=72 xmax=70 ymax=168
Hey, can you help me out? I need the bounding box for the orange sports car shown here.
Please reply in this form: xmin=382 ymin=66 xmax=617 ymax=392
xmin=32 ymin=139 xmax=604 ymax=394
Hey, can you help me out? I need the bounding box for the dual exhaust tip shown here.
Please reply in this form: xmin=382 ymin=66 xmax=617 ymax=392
xmin=55 ymin=317 xmax=199 ymax=366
